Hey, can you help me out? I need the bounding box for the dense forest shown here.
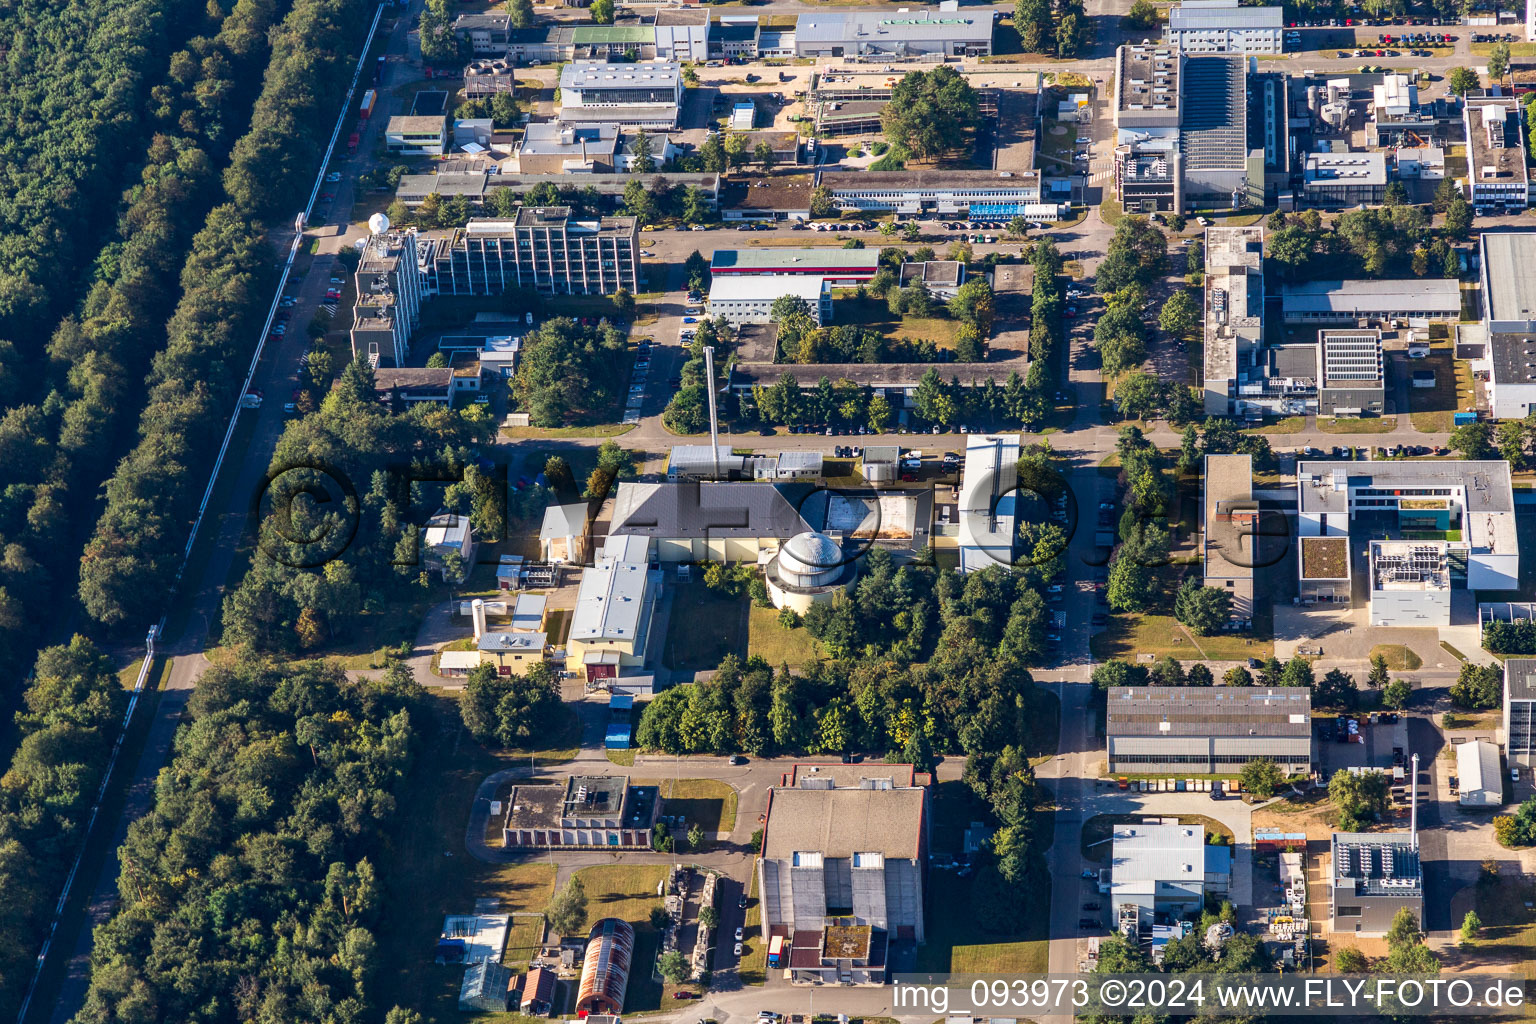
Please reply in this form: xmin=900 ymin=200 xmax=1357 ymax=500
xmin=0 ymin=637 xmax=126 ymax=1019
xmin=70 ymin=658 xmax=421 ymax=1024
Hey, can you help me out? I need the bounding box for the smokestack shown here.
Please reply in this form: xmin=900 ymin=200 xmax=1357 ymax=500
xmin=472 ymin=598 xmax=487 ymax=641
xmin=703 ymin=345 xmax=720 ymax=479
xmin=1409 ymin=753 xmax=1419 ymax=848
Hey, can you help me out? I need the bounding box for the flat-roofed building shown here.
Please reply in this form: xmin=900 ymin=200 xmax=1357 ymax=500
xmin=1457 ymin=739 xmax=1503 ymax=807
xmin=1369 ymin=540 xmax=1451 ymax=627
xmin=709 ymin=248 xmax=878 ymax=285
xmin=1317 ymin=329 xmax=1385 ymax=416
xmin=1105 ymin=686 xmax=1312 ymax=775
xmin=654 ymin=8 xmax=710 ymax=61
xmin=386 ymin=114 xmax=448 ymax=155
xmin=463 ymin=58 xmax=516 ymax=98
xmin=1201 ymin=454 xmax=1255 ymax=622
xmin=1279 ymin=279 xmax=1461 ymax=324
xmin=1107 ymin=823 xmax=1232 ymax=935
xmin=819 ymin=170 xmax=1042 ymax=218
xmin=1113 ymin=45 xmax=1184 ymax=212
xmin=958 ymin=434 xmax=1020 ymax=574
xmin=709 ymin=274 xmax=831 ymax=325
xmin=1203 ymin=225 xmax=1264 ymax=415
xmin=1504 ymin=658 xmax=1536 ymax=768
xmin=1180 ymin=55 xmax=1248 ymax=204
xmin=1165 ymin=0 xmax=1283 ymax=53
xmin=515 ymin=123 xmax=622 ymax=174
xmin=559 ymin=62 xmax=682 ymax=128
xmin=454 ymin=11 xmax=512 ymax=54
xmin=1296 ymin=459 xmax=1518 ymax=591
xmin=432 ymin=210 xmax=638 ymax=297
xmin=898 ymin=260 xmax=967 ymax=300
xmin=352 ymin=228 xmax=425 ymax=367
xmin=501 ymin=775 xmax=660 ymax=847
xmin=1477 ymin=232 xmax=1536 ymax=419
xmin=1303 ymin=151 xmax=1388 ymax=206
xmin=758 ymin=765 xmax=927 ymax=983
xmin=793 ymin=9 xmax=992 ymax=58
xmin=1330 ymin=832 xmax=1422 ymax=936
xmin=1299 ymin=534 xmax=1351 ymax=604
xmin=1464 ymin=96 xmax=1531 ymax=214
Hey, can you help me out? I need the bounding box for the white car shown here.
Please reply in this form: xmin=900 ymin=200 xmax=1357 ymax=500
xmin=734 ymin=942 xmax=743 ymax=957
xmin=735 ymin=926 xmax=744 ymax=941
xmin=1197 ymin=216 xmax=1212 ymax=226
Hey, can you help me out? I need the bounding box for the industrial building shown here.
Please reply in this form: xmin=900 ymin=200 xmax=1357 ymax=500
xmin=396 ymin=170 xmax=720 ymax=210
xmin=1105 ymin=823 xmax=1232 ymax=935
xmin=514 ymin=123 xmax=678 ymax=175
xmin=1369 ymin=540 xmax=1452 ymax=627
xmin=1475 ymin=232 xmax=1536 ymax=420
xmin=1504 ymin=659 xmax=1536 ymax=768
xmin=1457 ymin=739 xmax=1503 ymax=807
xmin=792 ymin=9 xmax=993 ymax=58
xmin=898 ymin=260 xmax=967 ymax=300
xmin=539 ymin=502 xmax=591 ymax=563
xmin=1113 ymin=45 xmax=1184 ymax=214
xmin=1201 ymin=454 xmax=1256 ymax=623
xmin=818 ymin=171 xmax=1046 ymax=219
xmin=765 ymin=531 xmax=858 ymax=614
xmin=958 ymin=434 xmax=1021 ymax=573
xmin=1165 ymin=0 xmax=1283 ymax=53
xmin=463 ymin=58 xmax=516 ymax=99
xmin=453 ymin=11 xmax=514 ymax=54
xmin=1179 ymin=54 xmax=1249 ymax=205
xmin=1329 ymin=832 xmax=1423 ymax=937
xmin=1302 ymin=152 xmax=1388 ymax=207
xmin=604 ymin=480 xmax=923 ymax=565
xmin=708 ymin=248 xmax=879 ymax=285
xmin=500 ymin=775 xmax=659 ymax=848
xmin=385 ymin=115 xmax=448 ymax=156
xmin=1316 ymin=329 xmax=1386 ymax=416
xmin=350 ymin=226 xmax=425 ymax=368
xmin=567 ymin=536 xmax=660 ymax=684
xmin=1104 ymin=687 xmax=1312 ymax=776
xmin=1295 ymin=460 xmax=1518 ymax=591
xmin=1463 ymin=96 xmax=1531 ymax=214
xmin=653 ymin=8 xmax=710 ymax=61
xmin=1279 ymin=279 xmax=1462 ymax=324
xmin=758 ymin=764 xmax=928 ymax=983
xmin=708 ymin=275 xmax=831 ymax=326
xmin=576 ymin=919 xmax=635 ymax=1016
xmin=558 ymin=62 xmax=683 ymax=128
xmin=1202 ymin=225 xmax=1266 ymax=416
xmin=431 ymin=210 xmax=639 ymax=297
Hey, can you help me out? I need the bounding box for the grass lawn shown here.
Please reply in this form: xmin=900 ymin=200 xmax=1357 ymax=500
xmin=502 ymin=423 xmax=637 ymax=439
xmin=832 ymin=294 xmax=962 ymax=349
xmin=1091 ymin=609 xmax=1274 ymax=662
xmin=746 ymin=604 xmax=824 ymax=667
xmin=544 ymin=607 xmax=572 ymax=646
xmin=505 ymin=913 xmax=547 ymax=968
xmin=1407 ymin=344 xmax=1462 ymax=433
xmin=607 ymin=748 xmax=638 ymax=766
xmin=631 ymin=778 xmax=739 ymax=835
xmin=372 ymin=695 xmax=563 ymax=1021
xmin=1315 ymin=415 xmax=1396 ymax=434
xmin=662 ymin=584 xmax=748 ymax=672
xmin=917 ymin=870 xmax=1047 ymax=973
xmin=1468 ymin=875 xmax=1536 ymax=968
xmin=1245 ymin=416 xmax=1306 ymax=434
xmin=1441 ymin=711 xmax=1499 ymax=731
xmin=1369 ymin=644 xmax=1422 ymax=671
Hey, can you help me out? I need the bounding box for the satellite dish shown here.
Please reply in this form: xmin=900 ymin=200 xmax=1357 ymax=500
xmin=354 ymin=237 xmax=368 ymax=251
xmin=368 ymin=212 xmax=390 ymax=235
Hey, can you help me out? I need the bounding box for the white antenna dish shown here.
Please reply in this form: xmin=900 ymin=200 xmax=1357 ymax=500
xmin=368 ymin=212 xmax=390 ymax=235
xmin=354 ymin=237 xmax=368 ymax=251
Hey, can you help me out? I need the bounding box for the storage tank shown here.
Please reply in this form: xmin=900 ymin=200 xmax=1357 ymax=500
xmin=576 ymin=919 xmax=635 ymax=1017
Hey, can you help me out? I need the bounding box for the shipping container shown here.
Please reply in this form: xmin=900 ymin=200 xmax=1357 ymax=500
xmin=359 ymin=88 xmax=377 ymax=119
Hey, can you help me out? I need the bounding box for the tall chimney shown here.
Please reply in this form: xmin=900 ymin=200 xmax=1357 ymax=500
xmin=472 ymin=598 xmax=487 ymax=641
xmin=703 ymin=345 xmax=720 ymax=479
xmin=1409 ymin=753 xmax=1419 ymax=848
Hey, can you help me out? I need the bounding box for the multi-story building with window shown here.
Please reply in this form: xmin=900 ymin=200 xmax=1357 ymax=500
xmin=1165 ymin=0 xmax=1283 ymax=53
xmin=1464 ymin=96 xmax=1531 ymax=214
xmin=1303 ymin=152 xmax=1388 ymax=207
xmin=1105 ymin=687 xmax=1312 ymax=775
xmin=1113 ymin=44 xmax=1184 ymax=213
xmin=1330 ymin=832 xmax=1423 ymax=937
xmin=1476 ymin=232 xmax=1536 ymax=419
xmin=1203 ymin=226 xmax=1265 ymax=416
xmin=1180 ymin=54 xmax=1249 ymax=204
xmin=1504 ymin=658 xmax=1536 ymax=768
xmin=654 ymin=8 xmax=710 ymax=61
xmin=1202 ymin=454 xmax=1256 ymax=622
xmin=431 ymin=210 xmax=638 ymax=296
xmin=559 ymin=62 xmax=682 ymax=128
xmin=351 ymin=229 xmax=425 ymax=367
xmin=1317 ymin=329 xmax=1385 ymax=416
xmin=792 ymin=9 xmax=993 ymax=58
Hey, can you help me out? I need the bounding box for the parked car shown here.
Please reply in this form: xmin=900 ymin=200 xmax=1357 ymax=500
xmin=728 ymin=755 xmax=747 ymax=765
xmin=734 ymin=943 xmax=743 ymax=957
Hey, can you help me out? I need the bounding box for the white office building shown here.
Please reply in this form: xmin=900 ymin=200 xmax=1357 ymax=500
xmin=1369 ymin=540 xmax=1452 ymax=627
xmin=958 ymin=434 xmax=1020 ymax=574
xmin=558 ymin=62 xmax=683 ymax=128
xmin=707 ymin=275 xmax=831 ymax=326
xmin=1475 ymin=233 xmax=1536 ymax=421
xmin=1165 ymin=0 xmax=1284 ymax=53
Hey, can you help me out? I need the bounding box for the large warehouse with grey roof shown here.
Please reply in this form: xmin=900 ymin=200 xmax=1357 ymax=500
xmin=1105 ymin=687 xmax=1312 ymax=775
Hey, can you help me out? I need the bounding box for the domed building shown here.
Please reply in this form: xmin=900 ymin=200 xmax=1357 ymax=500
xmin=765 ymin=531 xmax=857 ymax=614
